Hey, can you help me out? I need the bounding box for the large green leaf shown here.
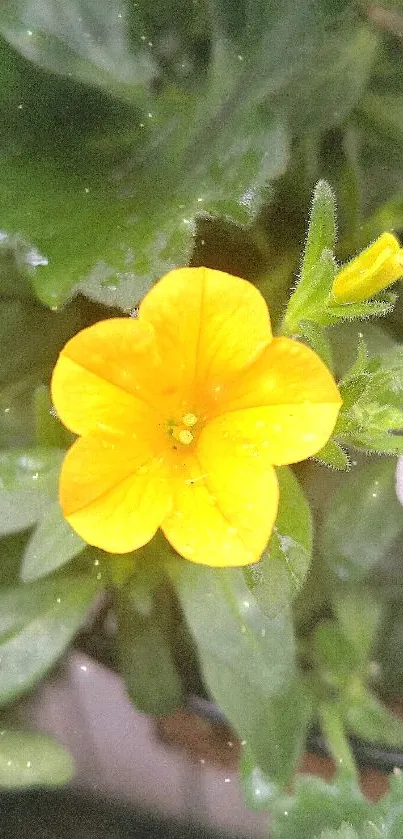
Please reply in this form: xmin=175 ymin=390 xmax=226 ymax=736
xmin=0 ymin=447 xmax=63 ymax=535
xmin=1 ymin=0 xmax=156 ymax=98
xmin=0 ymin=729 xmax=74 ymax=788
xmin=245 ymin=467 xmax=312 ymax=616
xmin=320 ymin=458 xmax=403 ymax=583
xmin=0 ymin=574 xmax=99 ymax=706
xmin=0 ymin=0 xmax=376 ymax=309
xmin=21 ymin=500 xmax=86 ymax=582
xmin=117 ymin=570 xmax=183 ymax=715
xmin=169 ymin=559 xmax=308 ymax=784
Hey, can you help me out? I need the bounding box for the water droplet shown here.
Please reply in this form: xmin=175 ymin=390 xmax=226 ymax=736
xmin=80 ymin=665 xmax=87 ymax=672
xmin=56 ymin=597 xmax=61 ymax=604
xmin=224 ymin=778 xmax=231 ymax=783
xmin=26 ymin=761 xmax=31 ymax=768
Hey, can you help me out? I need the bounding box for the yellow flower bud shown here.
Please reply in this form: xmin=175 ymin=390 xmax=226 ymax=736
xmin=332 ymin=232 xmax=403 ymax=303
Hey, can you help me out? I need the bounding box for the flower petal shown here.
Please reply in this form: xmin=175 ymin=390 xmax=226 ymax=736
xmin=332 ymin=232 xmax=403 ymax=303
xmin=59 ymin=431 xmax=172 ymax=553
xmin=51 ymin=318 xmax=165 ymax=436
xmin=205 ymin=336 xmax=341 ymax=465
xmin=161 ymin=447 xmax=279 ymax=567
xmin=139 ymin=267 xmax=272 ymax=408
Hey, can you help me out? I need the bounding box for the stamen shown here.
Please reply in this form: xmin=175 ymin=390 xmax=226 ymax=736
xmin=182 ymin=413 xmax=198 ymax=427
xmin=178 ymin=429 xmax=194 ymax=445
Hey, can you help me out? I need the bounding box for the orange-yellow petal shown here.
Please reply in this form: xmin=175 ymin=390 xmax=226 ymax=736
xmin=51 ymin=318 xmax=166 ymax=436
xmin=205 ymin=336 xmax=341 ymax=464
xmin=59 ymin=430 xmax=172 ymax=553
xmin=139 ymin=267 xmax=272 ymax=408
xmin=161 ymin=446 xmax=279 ymax=567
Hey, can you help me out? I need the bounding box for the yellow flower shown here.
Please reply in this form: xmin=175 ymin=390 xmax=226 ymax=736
xmin=51 ymin=267 xmax=341 ymax=567
xmin=332 ymin=232 xmax=403 ymax=303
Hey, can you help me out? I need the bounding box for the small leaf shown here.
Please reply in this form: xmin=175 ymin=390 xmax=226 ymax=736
xmin=240 ymin=749 xmax=281 ymax=811
xmin=270 ymin=773 xmax=372 ymax=839
xmin=0 ymin=729 xmax=74 ymax=788
xmin=341 ymin=680 xmax=403 ymax=749
xmin=302 ymin=180 xmax=337 ymax=281
xmin=117 ymin=573 xmax=183 ymax=716
xmin=313 ymin=440 xmax=350 ymax=471
xmin=300 ymin=320 xmax=334 ymax=369
xmin=284 ymin=249 xmax=336 ymax=333
xmin=315 ymin=827 xmax=359 ymax=839
xmin=334 ymin=591 xmax=381 ymax=663
xmin=0 ymin=575 xmax=99 ymax=706
xmin=0 ymin=447 xmax=63 ymax=535
xmin=21 ymin=500 xmax=86 ymax=582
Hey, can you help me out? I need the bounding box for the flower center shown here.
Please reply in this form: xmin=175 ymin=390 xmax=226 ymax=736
xmin=169 ymin=412 xmax=199 ymax=447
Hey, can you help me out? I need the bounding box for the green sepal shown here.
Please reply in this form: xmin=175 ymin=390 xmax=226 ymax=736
xmin=313 ymin=439 xmax=350 ymax=471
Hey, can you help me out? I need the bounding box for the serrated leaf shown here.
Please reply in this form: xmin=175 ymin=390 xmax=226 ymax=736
xmin=0 ymin=447 xmax=63 ymax=535
xmin=21 ymin=500 xmax=86 ymax=582
xmin=0 ymin=574 xmax=99 ymax=706
xmin=314 ymin=439 xmax=350 ymax=471
xmin=0 ymin=729 xmax=74 ymax=788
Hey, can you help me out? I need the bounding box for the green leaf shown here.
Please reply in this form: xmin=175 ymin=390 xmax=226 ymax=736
xmin=284 ymin=248 xmax=337 ymax=333
xmin=313 ymin=621 xmax=361 ymax=689
xmin=117 ymin=571 xmax=183 ymax=716
xmin=313 ymin=439 xmax=350 ymax=471
xmin=34 ymin=385 xmax=74 ymax=448
xmin=334 ymin=591 xmax=381 ymax=663
xmin=0 ymin=574 xmax=99 ymax=706
xmin=302 ymin=180 xmax=337 ymax=280
xmin=169 ymin=559 xmax=308 ymax=784
xmin=0 ymin=447 xmax=63 ymax=535
xmin=1 ymin=0 xmax=156 ymax=98
xmin=245 ymin=467 xmax=312 ymax=615
xmin=320 ymin=458 xmax=403 ymax=583
xmin=240 ymin=749 xmax=281 ymax=811
xmin=0 ymin=729 xmax=74 ymax=788
xmin=315 ymin=827 xmax=359 ymax=839
xmin=21 ymin=500 xmax=86 ymax=582
xmin=270 ymin=774 xmax=372 ymax=839
xmin=300 ymin=320 xmax=334 ymax=369
xmin=341 ymin=679 xmax=403 ymax=748
xmin=0 ymin=1 xmax=375 ymax=309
